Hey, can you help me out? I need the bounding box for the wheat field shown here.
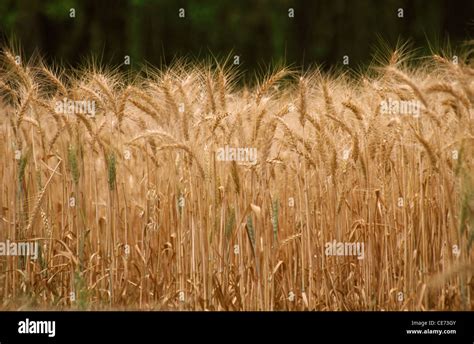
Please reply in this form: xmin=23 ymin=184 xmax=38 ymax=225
xmin=0 ymin=46 xmax=473 ymax=310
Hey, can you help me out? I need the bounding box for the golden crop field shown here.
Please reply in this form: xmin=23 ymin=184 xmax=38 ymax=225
xmin=0 ymin=46 xmax=473 ymax=311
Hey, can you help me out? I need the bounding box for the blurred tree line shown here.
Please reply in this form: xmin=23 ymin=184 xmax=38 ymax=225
xmin=0 ymin=0 xmax=472 ymax=72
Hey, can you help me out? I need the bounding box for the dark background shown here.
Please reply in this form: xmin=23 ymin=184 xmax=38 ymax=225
xmin=0 ymin=0 xmax=473 ymax=72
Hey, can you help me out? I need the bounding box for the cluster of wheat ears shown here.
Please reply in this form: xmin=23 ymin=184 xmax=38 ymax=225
xmin=0 ymin=46 xmax=473 ymax=310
